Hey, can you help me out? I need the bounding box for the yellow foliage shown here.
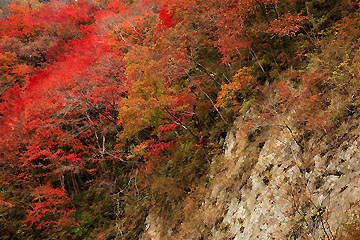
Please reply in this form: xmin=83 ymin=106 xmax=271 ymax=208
xmin=216 ymin=67 xmax=253 ymax=110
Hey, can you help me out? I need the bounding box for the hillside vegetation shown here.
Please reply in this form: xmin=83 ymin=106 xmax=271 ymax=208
xmin=0 ymin=0 xmax=360 ymax=239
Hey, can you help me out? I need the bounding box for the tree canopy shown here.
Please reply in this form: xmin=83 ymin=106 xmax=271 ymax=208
xmin=1 ymin=0 xmax=359 ymax=239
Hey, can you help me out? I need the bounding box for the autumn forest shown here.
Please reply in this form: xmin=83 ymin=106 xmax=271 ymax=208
xmin=1 ymin=0 xmax=360 ymax=239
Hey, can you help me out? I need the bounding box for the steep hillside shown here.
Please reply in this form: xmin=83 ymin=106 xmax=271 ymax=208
xmin=142 ymin=100 xmax=360 ymax=239
xmin=0 ymin=0 xmax=360 ymax=239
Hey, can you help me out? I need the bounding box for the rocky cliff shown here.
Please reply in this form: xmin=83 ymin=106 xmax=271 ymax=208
xmin=141 ymin=111 xmax=360 ymax=239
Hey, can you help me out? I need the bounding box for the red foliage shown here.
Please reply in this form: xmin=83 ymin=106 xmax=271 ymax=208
xmin=0 ymin=0 xmax=346 ymax=236
xmin=24 ymin=185 xmax=75 ymax=231
xmin=0 ymin=0 xmax=129 ymax=232
xmin=158 ymin=5 xmax=173 ymax=28
xmin=268 ymin=12 xmax=307 ymax=37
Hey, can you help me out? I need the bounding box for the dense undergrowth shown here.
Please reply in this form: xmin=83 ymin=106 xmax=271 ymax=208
xmin=0 ymin=0 xmax=360 ymax=239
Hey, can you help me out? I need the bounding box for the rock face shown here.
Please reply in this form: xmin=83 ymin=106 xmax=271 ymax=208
xmin=216 ymin=123 xmax=360 ymax=239
xmin=141 ymin=212 xmax=166 ymax=240
xmin=141 ymin=117 xmax=360 ymax=239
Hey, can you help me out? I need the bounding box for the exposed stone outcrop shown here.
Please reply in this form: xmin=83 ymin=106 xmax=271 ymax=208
xmin=141 ymin=116 xmax=360 ymax=239
xmin=214 ymin=122 xmax=360 ymax=239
